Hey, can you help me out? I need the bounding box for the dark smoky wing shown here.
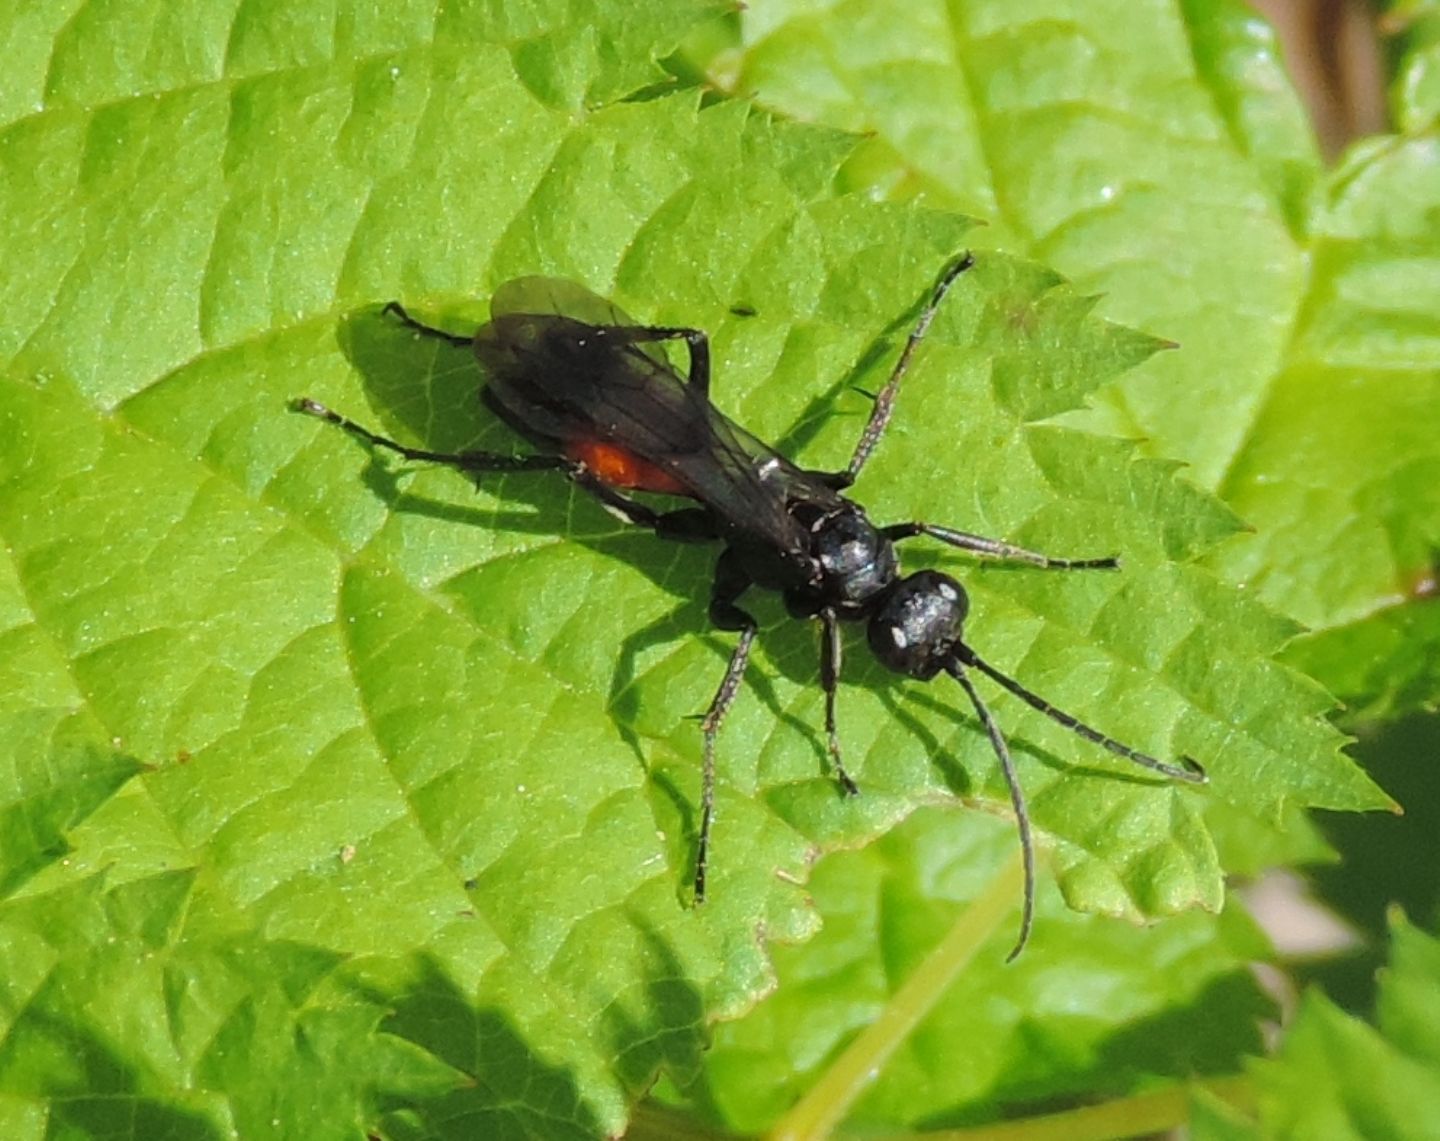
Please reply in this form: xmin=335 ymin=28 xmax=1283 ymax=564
xmin=476 ymin=306 xmax=816 ymax=545
xmin=601 ymin=355 xmax=822 ymax=543
xmin=489 ymin=277 xmax=667 ymax=366
xmin=490 ymin=276 xmax=634 ymax=325
xmin=653 ymin=386 xmax=821 ymax=528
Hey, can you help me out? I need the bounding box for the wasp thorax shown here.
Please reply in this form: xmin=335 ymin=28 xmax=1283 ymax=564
xmin=810 ymin=505 xmax=898 ymax=607
xmin=868 ymin=570 xmax=969 ymax=679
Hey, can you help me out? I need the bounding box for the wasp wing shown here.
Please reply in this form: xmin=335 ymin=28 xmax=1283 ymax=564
xmin=476 ymin=279 xmax=835 ymax=552
xmin=489 ymin=276 xmax=668 ymax=367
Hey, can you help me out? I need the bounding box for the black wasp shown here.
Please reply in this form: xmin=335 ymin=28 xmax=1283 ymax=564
xmin=296 ymin=254 xmax=1205 ymax=957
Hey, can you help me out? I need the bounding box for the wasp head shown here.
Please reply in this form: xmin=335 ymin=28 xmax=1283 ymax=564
xmin=867 ymin=569 xmax=969 ymax=680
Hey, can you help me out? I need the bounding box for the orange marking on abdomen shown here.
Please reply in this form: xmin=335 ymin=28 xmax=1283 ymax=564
xmin=566 ymin=439 xmax=689 ymax=496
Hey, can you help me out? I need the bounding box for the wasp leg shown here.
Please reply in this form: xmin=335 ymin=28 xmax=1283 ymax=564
xmin=294 ymin=399 xmax=570 ymax=472
xmin=842 ymin=252 xmax=976 ymax=484
xmin=382 ymin=302 xmax=473 ymax=349
xmin=819 ymin=608 xmax=860 ymax=796
xmin=883 ymin=522 xmax=1118 ymax=571
xmin=567 ymin=472 xmax=718 ymax=541
xmin=297 ymin=398 xmax=722 ymax=543
xmin=694 ymin=548 xmax=759 ymax=902
xmin=597 ymin=324 xmax=711 ymax=394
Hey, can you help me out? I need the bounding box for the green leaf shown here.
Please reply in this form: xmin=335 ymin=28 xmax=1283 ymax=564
xmin=683 ymin=0 xmax=1440 ymax=719
xmin=1303 ymin=711 xmax=1440 ymax=1012
xmin=1282 ymin=595 xmax=1440 ymax=723
xmin=1386 ymin=1 xmax=1440 ymax=132
xmin=1230 ymin=133 xmax=1440 ymax=720
xmin=0 ymin=1 xmax=1384 ymax=1136
xmin=665 ymin=808 xmax=1272 ymax=1132
xmin=1250 ymin=914 xmax=1440 ymax=1139
xmin=685 ymin=0 xmax=1321 ymax=487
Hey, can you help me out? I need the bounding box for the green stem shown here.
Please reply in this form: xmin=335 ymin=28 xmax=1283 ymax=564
xmin=769 ymin=850 xmax=1025 ymax=1141
xmin=858 ymin=1074 xmax=1257 ymax=1139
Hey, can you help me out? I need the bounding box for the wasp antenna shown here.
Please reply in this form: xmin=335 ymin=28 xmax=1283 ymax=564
xmin=957 ymin=646 xmax=1204 ymax=784
xmin=1178 ymin=756 xmax=1208 ymax=782
xmin=946 ymin=659 xmax=1035 ymax=962
xmin=291 ymin=396 xmax=337 ymax=420
xmin=939 ymin=249 xmax=977 ymax=289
